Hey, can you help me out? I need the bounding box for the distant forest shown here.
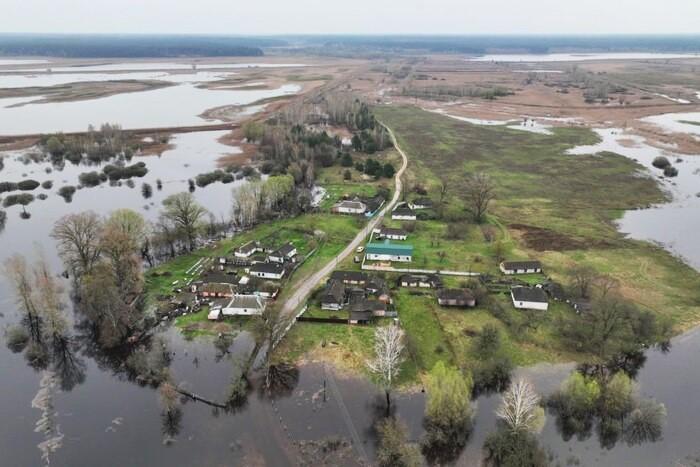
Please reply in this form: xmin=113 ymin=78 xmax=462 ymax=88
xmin=285 ymin=34 xmax=700 ymax=54
xmin=2 ymin=34 xmax=700 ymax=58
xmin=0 ymin=34 xmax=285 ymax=58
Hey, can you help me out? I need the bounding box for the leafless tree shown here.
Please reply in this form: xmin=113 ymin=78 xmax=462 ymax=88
xmin=367 ymin=325 xmax=405 ymax=411
xmin=162 ymin=192 xmax=207 ymax=251
xmin=253 ymin=304 xmax=292 ymax=389
xmin=465 ymin=173 xmax=495 ymax=223
xmin=496 ymin=379 xmax=542 ymax=433
xmin=51 ymin=211 xmax=102 ymax=278
xmin=100 ymin=209 xmax=146 ymax=296
xmin=569 ymin=265 xmax=597 ymax=299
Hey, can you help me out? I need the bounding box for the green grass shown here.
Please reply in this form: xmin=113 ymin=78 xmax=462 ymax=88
xmin=679 ymin=120 xmax=700 ymax=127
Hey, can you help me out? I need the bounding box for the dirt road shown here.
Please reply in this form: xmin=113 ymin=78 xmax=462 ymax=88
xmin=276 ymin=122 xmax=408 ymax=332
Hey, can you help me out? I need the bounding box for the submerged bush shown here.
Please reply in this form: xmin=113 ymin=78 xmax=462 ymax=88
xmin=103 ymin=162 xmax=148 ymax=181
xmin=663 ymin=165 xmax=678 ymax=177
xmin=2 ymin=193 xmax=34 ymax=208
xmin=17 ymin=179 xmax=40 ymax=191
xmin=195 ymin=170 xmax=235 ymax=187
xmin=41 ymin=180 xmax=53 ymax=189
xmin=58 ymin=185 xmax=77 ymax=202
xmin=0 ymin=182 xmax=18 ymax=193
xmin=651 ymin=156 xmax=670 ymax=169
xmin=79 ymin=171 xmax=106 ymax=187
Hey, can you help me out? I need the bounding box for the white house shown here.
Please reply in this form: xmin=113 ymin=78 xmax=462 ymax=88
xmin=269 ymin=242 xmax=297 ymax=263
xmin=391 ymin=206 xmax=417 ymax=221
xmin=500 ymin=260 xmax=543 ymax=275
xmin=365 ymin=241 xmax=413 ymax=262
xmin=510 ymin=286 xmax=549 ymax=311
xmin=249 ymin=262 xmax=286 ymax=280
xmin=235 ymin=241 xmax=263 ymax=258
xmin=332 ymin=199 xmax=367 ymax=215
xmin=223 ymin=294 xmax=266 ymax=316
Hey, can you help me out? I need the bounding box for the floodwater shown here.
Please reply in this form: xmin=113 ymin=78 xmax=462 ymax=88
xmin=567 ymin=127 xmax=700 ymax=270
xmin=466 ymin=52 xmax=700 ymax=62
xmin=4 ymin=62 xmax=309 ymax=73
xmin=431 ymin=109 xmax=554 ymax=135
xmin=0 ymin=83 xmax=300 ymax=135
xmin=0 ymin=58 xmax=49 ymax=66
xmin=0 ymin=70 xmax=239 ymax=88
xmin=642 ymin=112 xmax=700 ymax=137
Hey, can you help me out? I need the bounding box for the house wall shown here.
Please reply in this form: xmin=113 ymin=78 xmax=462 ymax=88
xmin=222 ymin=306 xmax=263 ymax=316
xmin=511 ymin=298 xmax=549 ymax=311
xmin=392 ymin=214 xmax=416 ymax=221
xmin=500 ymin=265 xmax=542 ymax=275
xmin=321 ymin=302 xmax=343 ymax=311
xmin=251 ymin=271 xmax=284 ymax=280
xmin=366 ymin=253 xmax=412 ymax=262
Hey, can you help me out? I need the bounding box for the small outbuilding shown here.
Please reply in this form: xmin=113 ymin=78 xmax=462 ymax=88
xmin=321 ymin=279 xmax=346 ymax=311
xmin=511 ymin=286 xmax=549 ymax=311
xmin=374 ymin=226 xmax=408 ymax=241
xmin=500 ymin=260 xmax=543 ymax=275
xmin=409 ymin=197 xmax=433 ymax=210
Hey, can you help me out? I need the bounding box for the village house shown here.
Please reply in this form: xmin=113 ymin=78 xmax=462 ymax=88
xmin=269 ymin=242 xmax=297 ymax=263
xmin=398 ymin=273 xmax=442 ymax=289
xmin=235 ymin=240 xmax=264 ymax=258
xmin=321 ymin=279 xmax=346 ymax=310
xmin=208 ymin=294 xmax=266 ymax=319
xmin=500 ymin=260 xmax=543 ymax=275
xmin=349 ymin=310 xmax=373 ymax=325
xmin=510 ymin=286 xmax=549 ymax=311
xmin=332 ymin=199 xmax=367 ymax=215
xmin=437 ymin=288 xmax=476 ymax=307
xmin=249 ymin=262 xmax=286 ymax=280
xmin=330 ymin=270 xmax=369 ymax=286
xmin=237 ymin=276 xmax=280 ymax=298
xmin=365 ymin=240 xmax=413 ymax=262
xmin=373 ymin=226 xmax=408 ymax=241
xmin=391 ymin=205 xmax=417 ymax=221
xmin=409 ymin=197 xmax=433 ymax=210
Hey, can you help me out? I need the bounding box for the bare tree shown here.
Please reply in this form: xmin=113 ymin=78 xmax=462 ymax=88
xmin=162 ymin=193 xmax=207 ymax=251
xmin=465 ymin=173 xmax=495 ymax=223
xmin=367 ymin=325 xmax=405 ymax=411
xmin=569 ymin=265 xmax=597 ymax=299
xmin=496 ymin=379 xmax=542 ymax=433
xmin=4 ymin=255 xmax=42 ymax=340
xmin=51 ymin=212 xmax=102 ymax=278
xmin=253 ymin=304 xmax=292 ymax=389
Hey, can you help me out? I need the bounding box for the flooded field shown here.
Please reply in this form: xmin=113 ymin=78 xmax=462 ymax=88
xmin=466 ymin=52 xmax=700 ymax=62
xmin=0 ymin=83 xmax=300 ymax=135
xmin=1 ymin=61 xmax=309 ymax=72
xmin=568 ymin=127 xmax=700 ymax=270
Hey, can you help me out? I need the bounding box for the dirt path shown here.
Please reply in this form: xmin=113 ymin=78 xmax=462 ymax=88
xmin=275 ymin=121 xmax=409 ymax=330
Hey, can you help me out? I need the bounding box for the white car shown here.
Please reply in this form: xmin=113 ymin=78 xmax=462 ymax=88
xmin=356 ymin=246 xmax=365 ymax=253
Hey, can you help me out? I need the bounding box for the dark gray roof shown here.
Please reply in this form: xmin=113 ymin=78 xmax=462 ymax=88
xmin=272 ymin=242 xmax=296 ymax=257
xmin=322 ymin=279 xmax=346 ymax=304
xmin=437 ymin=288 xmax=474 ymax=301
xmin=399 ymin=273 xmax=441 ymax=286
xmin=412 ymin=197 xmax=433 ymax=206
xmin=349 ymin=311 xmax=373 ymax=322
xmin=392 ymin=206 xmax=416 ymax=216
xmin=502 ymin=260 xmax=542 ymax=271
xmin=363 ymin=195 xmax=385 ymax=213
xmin=250 ymin=262 xmax=285 ymax=274
xmin=511 ymin=286 xmax=548 ymax=303
xmin=380 ymin=227 xmax=407 ymax=237
xmin=330 ymin=270 xmax=368 ymax=283
xmin=350 ymin=299 xmax=387 ymax=313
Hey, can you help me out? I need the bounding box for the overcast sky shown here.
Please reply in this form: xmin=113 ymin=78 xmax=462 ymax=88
xmin=4 ymin=0 xmax=700 ymax=35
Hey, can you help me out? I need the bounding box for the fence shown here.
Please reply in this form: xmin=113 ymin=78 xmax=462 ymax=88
xmin=296 ymin=316 xmax=349 ymax=324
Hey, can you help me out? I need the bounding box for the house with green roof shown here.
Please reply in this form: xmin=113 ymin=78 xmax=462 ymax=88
xmin=365 ymin=240 xmax=413 ymax=262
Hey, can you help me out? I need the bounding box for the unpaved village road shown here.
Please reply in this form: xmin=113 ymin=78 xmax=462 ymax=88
xmin=276 ymin=122 xmax=409 ymax=331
